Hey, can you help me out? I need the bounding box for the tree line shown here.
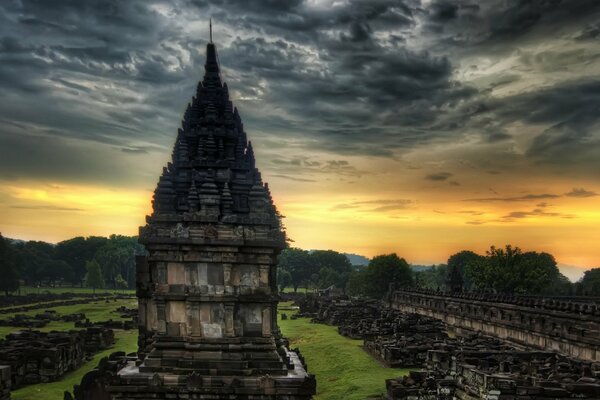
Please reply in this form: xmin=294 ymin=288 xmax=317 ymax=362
xmin=277 ymin=246 xmax=600 ymax=298
xmin=1 ymin=234 xmax=599 ymax=297
xmin=0 ymin=234 xmax=144 ymax=294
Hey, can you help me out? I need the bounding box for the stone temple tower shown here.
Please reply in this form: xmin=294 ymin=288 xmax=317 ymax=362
xmin=102 ymin=39 xmax=316 ymax=399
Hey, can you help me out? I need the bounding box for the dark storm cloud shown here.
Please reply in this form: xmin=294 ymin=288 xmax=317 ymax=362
xmin=268 ymin=156 xmax=363 ymax=178
xmin=0 ymin=0 xmax=599 ymax=185
xmin=501 ymin=207 xmax=575 ymax=222
xmin=425 ymin=172 xmax=452 ymax=181
xmin=565 ymin=188 xmax=598 ymax=198
xmin=332 ymin=199 xmax=413 ymax=213
xmin=465 ymin=194 xmax=561 ymax=203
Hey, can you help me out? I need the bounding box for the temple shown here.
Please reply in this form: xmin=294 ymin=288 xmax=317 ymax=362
xmin=76 ymin=38 xmax=315 ymax=399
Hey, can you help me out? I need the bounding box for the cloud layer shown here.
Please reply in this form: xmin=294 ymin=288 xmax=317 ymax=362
xmin=0 ymin=0 xmax=599 ymax=267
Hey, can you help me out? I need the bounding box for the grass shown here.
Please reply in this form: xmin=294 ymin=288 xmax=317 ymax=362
xmin=0 ymin=298 xmax=138 ymax=339
xmin=278 ymin=302 xmax=408 ymax=400
xmin=11 ymin=329 xmax=138 ymax=400
xmin=2 ymin=297 xmax=405 ymax=399
xmin=6 ymin=286 xmax=135 ymax=296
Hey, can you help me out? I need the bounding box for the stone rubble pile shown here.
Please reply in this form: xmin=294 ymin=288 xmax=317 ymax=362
xmin=386 ymin=344 xmax=600 ymax=399
xmin=0 ymin=328 xmax=115 ymax=389
xmin=293 ymin=293 xmax=600 ymax=399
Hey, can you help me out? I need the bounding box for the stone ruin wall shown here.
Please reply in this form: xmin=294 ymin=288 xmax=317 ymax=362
xmin=388 ymin=289 xmax=600 ymax=362
xmin=0 ymin=328 xmax=114 ymax=390
xmin=136 ymin=245 xmax=278 ymax=354
xmin=296 ymin=293 xmax=600 ymax=400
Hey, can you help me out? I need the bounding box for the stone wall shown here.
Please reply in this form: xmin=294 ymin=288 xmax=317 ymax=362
xmin=0 ymin=366 xmax=10 ymax=400
xmin=0 ymin=328 xmax=114 ymax=389
xmin=388 ymin=289 xmax=600 ymax=361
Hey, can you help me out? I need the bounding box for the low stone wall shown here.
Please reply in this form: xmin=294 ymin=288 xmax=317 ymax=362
xmin=0 ymin=328 xmax=114 ymax=389
xmin=0 ymin=366 xmax=10 ymax=400
xmin=388 ymin=289 xmax=600 ymax=361
xmin=0 ymin=311 xmax=86 ymax=328
xmin=0 ymin=295 xmax=134 ymax=315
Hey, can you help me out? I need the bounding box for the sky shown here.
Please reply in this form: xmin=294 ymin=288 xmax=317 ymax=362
xmin=0 ymin=0 xmax=599 ymax=278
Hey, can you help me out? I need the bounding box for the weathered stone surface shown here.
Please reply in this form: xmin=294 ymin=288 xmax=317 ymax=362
xmin=75 ymin=37 xmax=315 ymax=399
xmin=388 ymin=289 xmax=600 ymax=361
xmin=0 ymin=328 xmax=114 ymax=389
xmin=0 ymin=365 xmax=10 ymax=400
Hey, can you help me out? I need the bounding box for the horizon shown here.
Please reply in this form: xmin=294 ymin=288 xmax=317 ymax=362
xmin=1 ymin=1 xmax=599 ymax=275
xmin=2 ymin=232 xmax=588 ymax=282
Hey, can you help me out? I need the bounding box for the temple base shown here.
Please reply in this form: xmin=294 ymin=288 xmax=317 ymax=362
xmin=108 ymin=348 xmax=315 ymax=400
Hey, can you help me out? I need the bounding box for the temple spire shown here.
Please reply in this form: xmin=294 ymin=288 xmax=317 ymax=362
xmin=210 ymin=18 xmax=213 ymax=43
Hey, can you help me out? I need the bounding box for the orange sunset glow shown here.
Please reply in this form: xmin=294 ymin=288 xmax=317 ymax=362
xmin=1 ymin=0 xmax=599 ymax=282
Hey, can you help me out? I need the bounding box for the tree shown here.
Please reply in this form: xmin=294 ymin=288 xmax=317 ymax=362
xmin=579 ymin=268 xmax=600 ymax=295
xmin=115 ymin=274 xmax=128 ymax=292
xmin=277 ymin=269 xmax=292 ymax=292
xmin=311 ymin=250 xmax=353 ymax=290
xmin=346 ymin=269 xmax=368 ymax=296
xmin=40 ymin=259 xmax=73 ymax=286
xmin=447 ymin=250 xmax=484 ymax=290
xmin=414 ymin=265 xmax=447 ymax=290
xmin=84 ymin=260 xmax=104 ymax=294
xmin=277 ymin=248 xmax=318 ymax=292
xmin=0 ymin=235 xmax=19 ymax=295
xmin=93 ymin=235 xmax=140 ymax=289
xmin=12 ymin=240 xmax=55 ymax=286
xmin=55 ymin=236 xmax=108 ymax=286
xmin=465 ymin=245 xmax=563 ymax=294
xmin=350 ymin=253 xmax=413 ymax=299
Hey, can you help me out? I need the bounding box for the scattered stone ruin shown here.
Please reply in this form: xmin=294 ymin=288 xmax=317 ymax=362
xmin=0 ymin=328 xmax=114 ymax=389
xmin=388 ymin=289 xmax=600 ymax=361
xmin=71 ymin=37 xmax=315 ymax=399
xmin=0 ymin=295 xmax=132 ymax=317
xmin=0 ymin=310 xmax=86 ymax=328
xmin=385 ymin=344 xmax=600 ymax=399
xmin=296 ymin=292 xmax=600 ymax=399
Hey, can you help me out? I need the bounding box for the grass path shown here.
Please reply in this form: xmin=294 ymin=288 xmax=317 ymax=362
xmin=278 ymin=304 xmax=408 ymax=400
xmin=6 ymin=299 xmax=405 ymax=399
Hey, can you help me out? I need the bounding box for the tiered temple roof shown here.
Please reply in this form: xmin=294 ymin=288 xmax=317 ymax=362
xmin=150 ymin=42 xmax=280 ymax=233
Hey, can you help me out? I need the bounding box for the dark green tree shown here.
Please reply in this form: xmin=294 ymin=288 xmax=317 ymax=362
xmin=0 ymin=235 xmax=19 ymax=295
xmin=12 ymin=241 xmax=54 ymax=286
xmin=115 ymin=274 xmax=128 ymax=292
xmin=414 ymin=265 xmax=447 ymax=289
xmin=447 ymin=250 xmax=484 ymax=290
xmin=466 ymin=245 xmax=563 ymax=294
xmin=55 ymin=236 xmax=108 ymax=286
xmin=276 ymin=269 xmax=292 ymax=292
xmin=84 ymin=260 xmax=104 ymax=294
xmin=94 ymin=235 xmax=139 ymax=289
xmin=277 ymin=248 xmax=317 ymax=292
xmin=40 ymin=259 xmax=73 ymax=286
xmin=311 ymin=250 xmax=353 ymax=290
xmin=363 ymin=253 xmax=413 ymax=298
xmin=346 ymin=269 xmax=368 ymax=296
xmin=579 ymin=268 xmax=600 ymax=295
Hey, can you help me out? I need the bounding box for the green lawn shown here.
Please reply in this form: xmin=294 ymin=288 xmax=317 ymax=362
xmin=0 ymin=298 xmax=138 ymax=339
xmin=278 ymin=303 xmax=408 ymax=400
xmin=5 ymin=286 xmax=135 ymax=296
xmin=11 ymin=329 xmax=138 ymax=400
xmin=2 ymin=297 xmax=405 ymax=400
